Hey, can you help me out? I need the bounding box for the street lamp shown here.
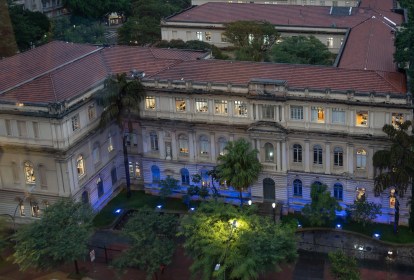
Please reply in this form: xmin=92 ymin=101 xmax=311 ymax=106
xmin=248 ymin=200 xmax=252 ymax=206
xmin=215 ymin=219 xmax=237 ymax=279
xmin=272 ymin=202 xmax=276 ymax=224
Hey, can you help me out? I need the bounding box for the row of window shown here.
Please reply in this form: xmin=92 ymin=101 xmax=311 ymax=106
xmin=292 ymin=180 xmax=343 ymax=200
xmin=5 ymin=120 xmax=39 ymax=138
xmin=151 ymin=165 xmax=210 ymax=186
xmin=71 ymin=104 xmax=96 ymax=132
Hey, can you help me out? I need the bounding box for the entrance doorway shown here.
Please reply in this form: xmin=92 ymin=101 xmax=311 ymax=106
xmin=263 ymin=178 xmax=276 ymax=201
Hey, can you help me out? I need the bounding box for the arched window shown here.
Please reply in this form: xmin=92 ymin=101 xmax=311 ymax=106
xmin=81 ymin=191 xmax=89 ymax=204
xmin=218 ymin=137 xmax=227 ymax=156
xmin=333 ymin=147 xmax=343 ymax=167
xmin=200 ymin=135 xmax=210 ymax=155
xmin=76 ymin=155 xmax=85 ymax=177
xmin=313 ymin=145 xmax=323 ymax=165
xmin=181 ymin=168 xmax=190 ymax=185
xmin=92 ymin=142 xmax=101 ymax=164
xmin=293 ymin=179 xmax=302 ymax=196
xmin=333 ymin=183 xmax=343 ymax=200
xmin=151 ymin=165 xmax=160 ymax=183
xmin=356 ymin=149 xmax=367 ymax=169
xmin=265 ymin=143 xmax=274 ymax=162
xmin=97 ymin=177 xmax=104 ymax=198
xmin=178 ymin=134 xmax=189 ymax=155
xmin=107 ymin=133 xmax=114 ymax=152
xmin=293 ymin=144 xmax=302 ymax=163
xmin=150 ymin=131 xmax=159 ymax=151
xmin=24 ymin=161 xmax=36 ymax=184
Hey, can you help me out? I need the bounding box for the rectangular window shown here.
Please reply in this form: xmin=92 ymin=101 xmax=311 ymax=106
xmin=332 ymin=108 xmax=345 ymax=124
xmin=17 ymin=121 xmax=27 ymax=137
xmin=356 ymin=111 xmax=368 ymax=127
xmin=186 ymin=31 xmax=191 ymax=40
xmin=196 ymin=31 xmax=203 ymax=41
xmin=311 ymin=107 xmax=325 ymax=123
xmin=108 ymin=135 xmax=114 ymax=152
xmin=310 ymin=0 xmax=315 ymax=4
xmin=129 ymin=162 xmax=134 ymax=178
xmin=135 ymin=162 xmax=141 ymax=177
xmin=195 ymin=98 xmax=208 ymax=113
xmin=88 ymin=104 xmax=96 ymax=120
xmin=205 ymin=31 xmax=212 ymax=42
xmin=145 ymin=96 xmax=156 ymax=110
xmin=302 ymin=0 xmax=307 ymax=4
xmin=33 ymin=122 xmax=39 ymax=138
xmin=234 ymin=101 xmax=247 ymax=117
xmin=327 ymin=37 xmax=333 ymax=48
xmin=221 ymin=33 xmax=228 ymax=42
xmin=72 ymin=114 xmax=80 ymax=131
xmin=5 ymin=119 xmax=12 ymax=136
xmin=111 ymin=167 xmax=117 ymax=185
xmin=215 ymin=100 xmax=228 ymax=115
xmin=175 ymin=98 xmax=186 ymax=112
xmin=290 ymin=106 xmax=303 ymax=120
xmin=332 ymin=0 xmax=338 ymax=6
xmin=172 ymin=30 xmax=177 ymax=39
xmin=391 ymin=113 xmax=404 ymax=128
xmin=179 ymin=139 xmax=189 ymax=155
xmin=262 ymin=105 xmax=275 ymax=119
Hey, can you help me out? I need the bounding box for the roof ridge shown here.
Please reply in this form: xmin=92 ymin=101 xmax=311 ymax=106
xmin=0 ymin=46 xmax=104 ymax=96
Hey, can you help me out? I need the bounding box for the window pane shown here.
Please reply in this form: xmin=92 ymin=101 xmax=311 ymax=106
xmin=196 ymin=98 xmax=208 ymax=113
xmin=234 ymin=101 xmax=247 ymax=117
xmin=215 ymin=100 xmax=228 ymax=115
xmin=356 ymin=111 xmax=368 ymax=126
xmin=145 ymin=97 xmax=156 ymax=110
xmin=176 ymin=98 xmax=186 ymax=112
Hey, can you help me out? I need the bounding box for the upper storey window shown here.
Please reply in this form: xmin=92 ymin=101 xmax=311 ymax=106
xmin=392 ymin=113 xmax=404 ymax=128
xmin=262 ymin=105 xmax=275 ymax=120
xmin=311 ymin=107 xmax=325 ymax=123
xmin=196 ymin=31 xmax=202 ymax=41
xmin=234 ymin=101 xmax=247 ymax=117
xmin=72 ymin=114 xmax=80 ymax=131
xmin=290 ymin=106 xmax=303 ymax=120
xmin=332 ymin=108 xmax=345 ymax=124
xmin=145 ymin=96 xmax=156 ymax=110
xmin=176 ymin=98 xmax=186 ymax=112
xmin=195 ymin=98 xmax=208 ymax=113
xmin=88 ymin=104 xmax=96 ymax=120
xmin=356 ymin=111 xmax=368 ymax=127
xmin=215 ymin=100 xmax=228 ymax=115
xmin=24 ymin=161 xmax=36 ymax=184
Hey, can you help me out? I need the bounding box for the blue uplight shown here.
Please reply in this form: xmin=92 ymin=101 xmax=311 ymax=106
xmin=297 ymin=224 xmax=302 ymax=228
xmin=373 ymin=233 xmax=380 ymax=239
xmin=190 ymin=207 xmax=195 ymax=211
xmin=156 ymin=205 xmax=162 ymax=209
xmin=115 ymin=208 xmax=122 ymax=214
xmin=336 ymin=224 xmax=342 ymax=229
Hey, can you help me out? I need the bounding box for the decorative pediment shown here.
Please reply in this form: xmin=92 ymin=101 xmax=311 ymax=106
xmin=247 ymin=121 xmax=287 ymax=135
xmin=248 ymin=79 xmax=288 ymax=96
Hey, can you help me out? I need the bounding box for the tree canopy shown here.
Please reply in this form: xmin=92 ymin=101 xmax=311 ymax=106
xmin=12 ymin=200 xmax=93 ymax=273
xmin=328 ymin=251 xmax=360 ymax=280
xmin=179 ymin=202 xmax=297 ymax=280
xmin=223 ymin=20 xmax=279 ymax=61
xmin=269 ymin=35 xmax=333 ymax=65
xmin=114 ymin=208 xmax=179 ymax=280
xmin=216 ymin=139 xmax=262 ymax=206
xmin=51 ymin=16 xmax=106 ymax=44
xmin=63 ymin=0 xmax=130 ymax=19
xmin=346 ymin=200 xmax=382 ymax=227
xmin=302 ymin=183 xmax=342 ymax=226
xmin=0 ymin=0 xmax=19 ymax=57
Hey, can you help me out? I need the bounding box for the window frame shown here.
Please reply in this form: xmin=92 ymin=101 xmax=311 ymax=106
xmin=150 ymin=131 xmax=159 ymax=151
xmin=293 ymin=144 xmax=302 ymax=163
xmin=71 ymin=114 xmax=80 ymax=131
xmin=214 ymin=100 xmax=228 ymax=115
xmin=313 ymin=145 xmax=323 ymax=165
xmin=290 ymin=106 xmax=303 ymax=120
xmin=356 ymin=149 xmax=367 ymax=169
xmin=145 ymin=96 xmax=156 ymax=110
xmin=195 ymin=98 xmax=209 ymax=113
xmin=293 ymin=179 xmax=302 ymax=196
xmin=333 ymin=183 xmax=343 ymax=200
xmin=264 ymin=143 xmax=274 ymax=162
xmin=333 ymin=147 xmax=343 ymax=167
xmin=76 ymin=155 xmax=86 ymax=178
xmin=234 ymin=100 xmax=247 ymax=117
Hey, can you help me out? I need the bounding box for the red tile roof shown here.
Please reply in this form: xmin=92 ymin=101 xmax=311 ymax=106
xmin=150 ymin=59 xmax=406 ymax=94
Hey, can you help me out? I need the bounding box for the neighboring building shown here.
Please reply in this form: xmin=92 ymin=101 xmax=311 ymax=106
xmin=161 ymin=1 xmax=402 ymax=58
xmin=12 ymin=0 xmax=68 ymax=17
xmin=191 ymin=0 xmax=360 ymax=7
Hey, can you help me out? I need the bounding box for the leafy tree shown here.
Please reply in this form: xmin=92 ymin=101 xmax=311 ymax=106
xmin=51 ymin=17 xmax=106 ymax=44
xmin=302 ymin=183 xmax=342 ymax=226
xmin=216 ymin=139 xmax=262 ymax=207
xmin=63 ymin=0 xmax=130 ymax=19
xmin=269 ymin=35 xmax=333 ymax=65
xmin=154 ymin=39 xmax=229 ymax=59
xmin=199 ymin=186 xmax=209 ymax=200
xmin=95 ymin=73 xmax=146 ymax=198
xmin=373 ymin=121 xmax=414 ymax=231
xmin=0 ymin=217 xmax=10 ymax=254
xmin=179 ymin=202 xmax=297 ymax=280
xmin=346 ymin=200 xmax=382 ymax=227
xmin=223 ymin=20 xmax=279 ymax=61
xmin=113 ymin=208 xmax=179 ymax=280
xmin=12 ymin=200 xmax=93 ymax=274
xmin=328 ymin=251 xmax=360 ymax=280
xmin=0 ymin=0 xmax=19 ymax=58
xmin=159 ymin=176 xmax=180 ymax=200
xmin=8 ymin=5 xmax=50 ymax=52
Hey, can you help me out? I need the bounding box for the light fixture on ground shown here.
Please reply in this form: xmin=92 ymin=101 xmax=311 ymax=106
xmin=336 ymin=224 xmax=342 ymax=230
xmin=272 ymin=202 xmax=276 ymax=223
xmin=248 ymin=200 xmax=252 ymax=206
xmin=114 ymin=208 xmax=122 ymax=214
xmin=373 ymin=233 xmax=380 ymax=239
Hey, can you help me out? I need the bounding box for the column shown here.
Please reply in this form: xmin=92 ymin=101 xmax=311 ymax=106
xmin=210 ymin=133 xmax=216 ymax=162
xmin=281 ymin=106 xmax=285 ymax=122
xmin=256 ymin=139 xmax=261 ymax=161
xmin=171 ymin=131 xmax=178 ymax=160
xmin=189 ymin=132 xmax=195 ymax=161
xmin=282 ymin=142 xmax=287 ymax=172
xmin=158 ymin=131 xmax=165 ymax=160
xmin=347 ymin=144 xmax=354 ymax=175
xmin=276 ymin=141 xmax=281 ymax=172
xmin=255 ymin=104 xmax=260 ymax=120
xmin=304 ymin=140 xmax=310 ymax=172
xmin=325 ymin=142 xmax=331 ymax=174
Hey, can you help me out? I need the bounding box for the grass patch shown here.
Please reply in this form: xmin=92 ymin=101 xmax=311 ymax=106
xmin=281 ymin=213 xmax=414 ymax=243
xmin=93 ymin=190 xmax=192 ymax=228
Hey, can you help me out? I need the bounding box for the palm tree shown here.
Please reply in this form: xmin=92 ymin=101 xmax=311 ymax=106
xmin=216 ymin=138 xmax=262 ymax=207
xmin=95 ymin=73 xmax=146 ymax=198
xmin=373 ymin=120 xmax=414 ymax=231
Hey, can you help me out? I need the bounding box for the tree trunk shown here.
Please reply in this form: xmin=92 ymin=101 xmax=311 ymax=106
xmin=123 ymin=135 xmax=131 ymax=198
xmin=74 ymin=260 xmax=80 ymax=275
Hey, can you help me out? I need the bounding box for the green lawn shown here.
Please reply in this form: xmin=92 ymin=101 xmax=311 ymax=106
xmin=93 ymin=190 xmax=191 ymax=228
xmin=281 ymin=213 xmax=414 ymax=244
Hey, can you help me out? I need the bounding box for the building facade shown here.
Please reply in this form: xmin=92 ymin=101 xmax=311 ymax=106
xmin=12 ymin=0 xmax=67 ymax=17
xmin=191 ymin=0 xmax=360 ymax=7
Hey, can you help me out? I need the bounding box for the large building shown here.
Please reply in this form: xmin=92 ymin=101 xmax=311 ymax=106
xmin=11 ymin=0 xmax=67 ymax=18
xmin=191 ymin=0 xmax=360 ymax=7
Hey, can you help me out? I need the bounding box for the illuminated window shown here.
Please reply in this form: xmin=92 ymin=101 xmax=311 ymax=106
xmin=30 ymin=201 xmax=40 ymax=218
xmin=179 ymin=134 xmax=189 ymax=156
xmin=218 ymin=137 xmax=227 ymax=156
xmin=356 ymin=111 xmax=368 ymax=127
xmin=108 ymin=134 xmax=114 ymax=152
xmin=313 ymin=145 xmax=323 ymax=165
xmin=290 ymin=106 xmax=303 ymax=120
xmin=293 ymin=144 xmax=302 ymax=163
xmin=205 ymin=31 xmax=212 ymax=42
xmin=176 ymin=98 xmax=186 ymax=112
xmin=262 ymin=105 xmax=275 ymax=119
xmin=333 ymin=183 xmax=343 ymax=200
xmin=24 ymin=161 xmax=36 ymax=184
xmin=332 ymin=108 xmax=345 ymax=124
xmin=195 ymin=98 xmax=208 ymax=113
xmin=215 ymin=100 xmax=228 ymax=115
xmin=76 ymin=155 xmax=85 ymax=177
xmin=97 ymin=177 xmax=104 ymax=198
xmin=265 ymin=143 xmax=274 ymax=162
xmin=200 ymin=135 xmax=209 ymax=155
xmin=327 ymin=37 xmax=333 ymax=48
xmin=88 ymin=104 xmax=96 ymax=120
xmin=311 ymin=107 xmax=325 ymax=123
xmin=293 ymin=179 xmax=302 ymax=196
xmin=72 ymin=114 xmax=80 ymax=131
xmin=19 ymin=201 xmax=25 ymax=216
xmin=135 ymin=162 xmax=141 ymax=177
xmin=333 ymin=147 xmax=343 ymax=167
xmin=196 ymin=31 xmax=203 ymax=41
xmin=391 ymin=113 xmax=403 ymax=128
xmin=356 ymin=187 xmax=366 ymax=201
xmin=145 ymin=96 xmax=156 ymax=110
xmin=356 ymin=149 xmax=367 ymax=169
xmin=129 ymin=162 xmax=134 ymax=178
xmin=234 ymin=101 xmax=247 ymax=117
xmin=150 ymin=131 xmax=159 ymax=151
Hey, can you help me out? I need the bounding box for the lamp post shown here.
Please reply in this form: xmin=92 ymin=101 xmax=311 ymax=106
xmin=272 ymin=202 xmax=276 ymax=224
xmin=215 ymin=219 xmax=237 ymax=280
xmin=248 ymin=200 xmax=252 ymax=206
